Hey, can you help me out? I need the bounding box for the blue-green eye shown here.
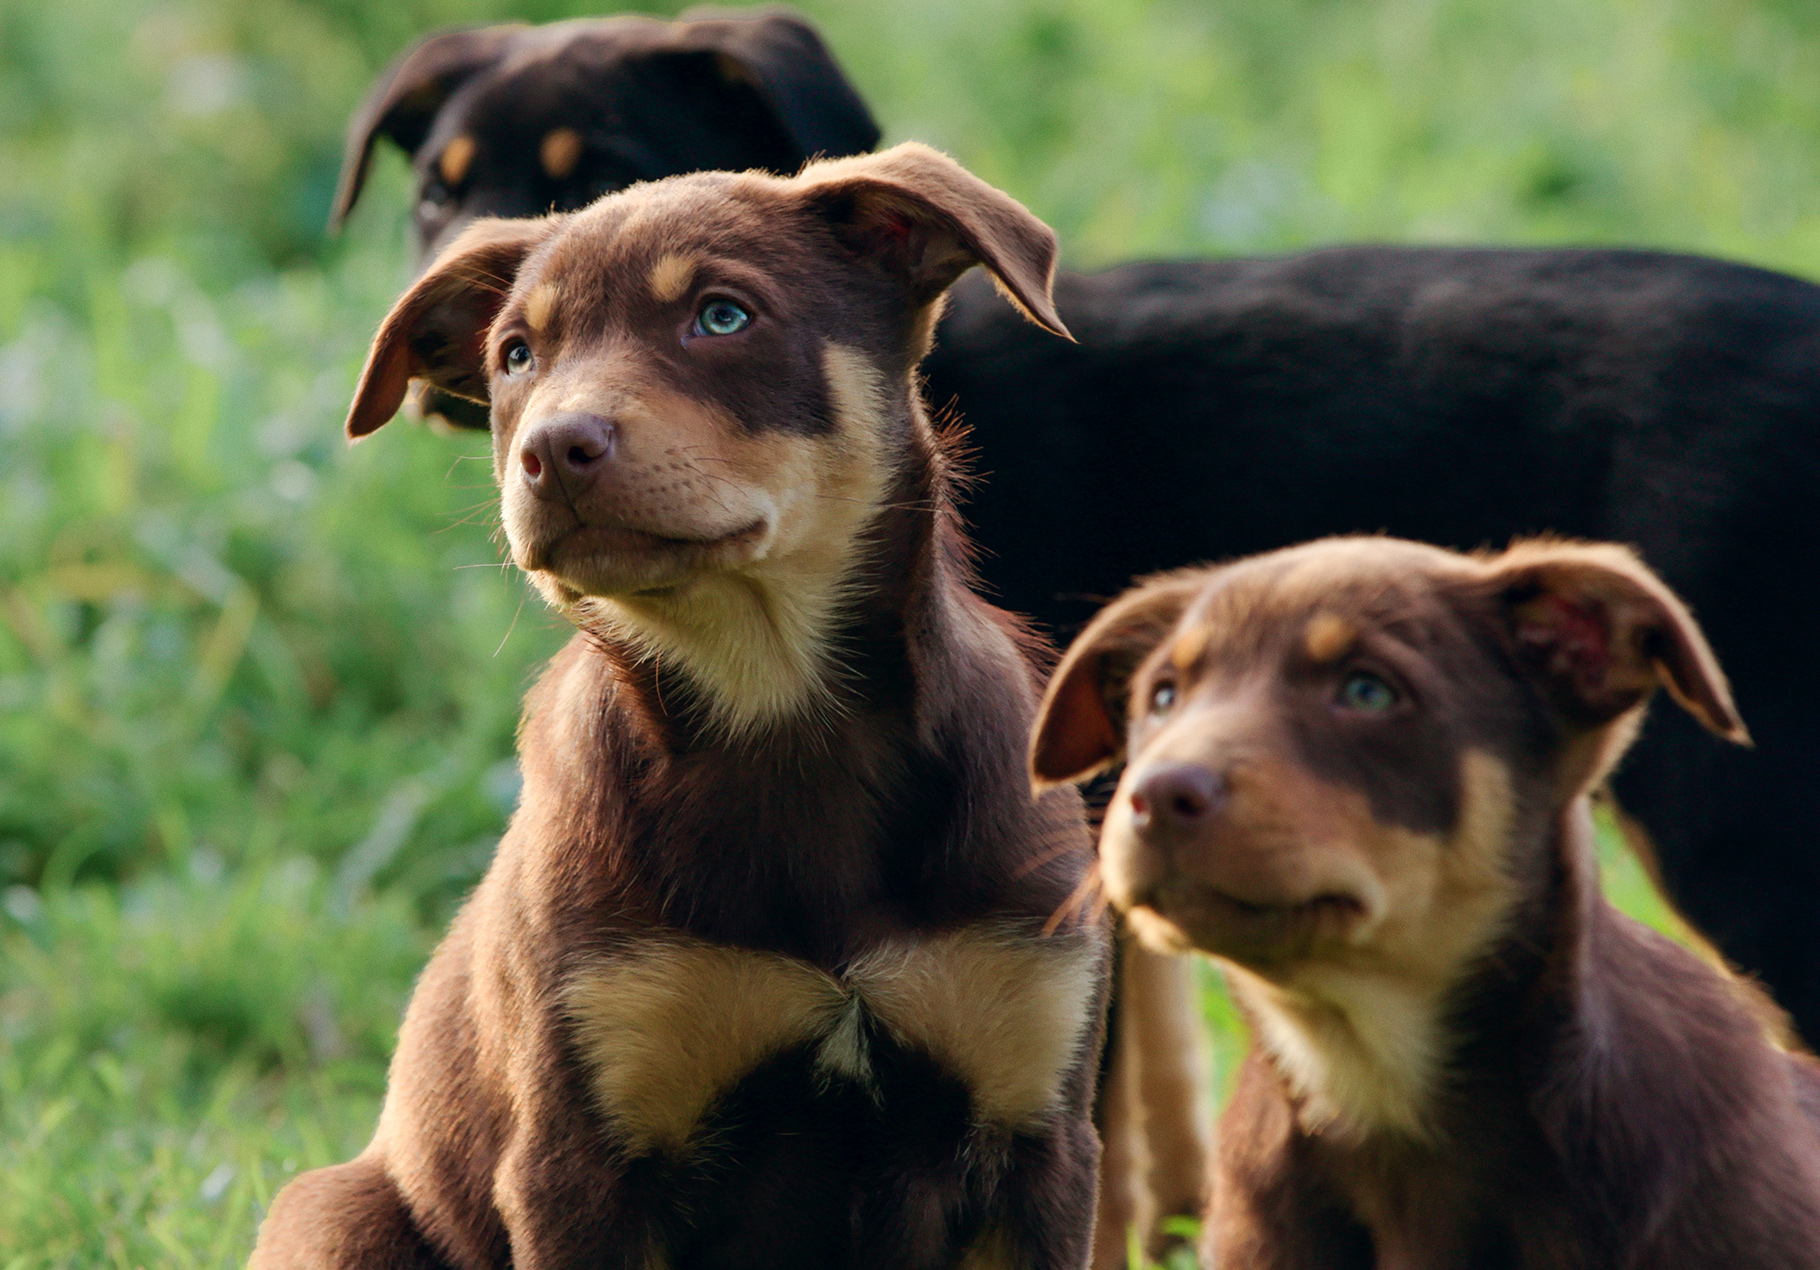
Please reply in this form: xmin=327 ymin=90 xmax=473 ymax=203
xmin=504 ymin=341 xmax=534 ymax=375
xmin=1149 ymin=682 xmax=1176 ymax=714
xmin=694 ymin=299 xmax=751 ymax=337
xmin=1338 ymin=671 xmax=1398 ymax=714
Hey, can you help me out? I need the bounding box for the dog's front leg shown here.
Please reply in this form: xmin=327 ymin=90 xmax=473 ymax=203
xmin=979 ymin=1111 xmax=1103 ymax=1269
xmin=488 ymin=1037 xmax=656 ymax=1268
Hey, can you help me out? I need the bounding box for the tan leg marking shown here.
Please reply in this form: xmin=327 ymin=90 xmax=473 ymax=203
xmin=1123 ymin=944 xmax=1213 ymax=1234
xmin=438 ymin=135 xmax=476 ymax=187
xmin=540 ymin=128 xmax=583 ymax=181
xmin=1092 ymin=1002 xmax=1143 ymax=1270
xmin=646 ymin=253 xmax=699 ymax=305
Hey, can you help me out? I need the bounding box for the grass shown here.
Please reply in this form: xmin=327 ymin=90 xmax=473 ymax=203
xmin=7 ymin=0 xmax=1820 ymax=1261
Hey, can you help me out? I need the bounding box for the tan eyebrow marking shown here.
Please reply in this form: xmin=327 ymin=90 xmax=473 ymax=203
xmin=1303 ymin=612 xmax=1357 ymax=664
xmin=1171 ymin=624 xmax=1210 ymax=673
xmin=525 ymin=283 xmax=561 ymax=332
xmin=647 ymin=253 xmax=698 ymax=305
xmin=540 ymin=128 xmax=584 ymax=181
xmin=437 ymin=135 xmax=476 ymax=186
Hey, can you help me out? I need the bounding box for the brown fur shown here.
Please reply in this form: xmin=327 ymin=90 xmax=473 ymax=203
xmin=252 ymin=144 xmax=1106 ymax=1269
xmin=1032 ymin=536 xmax=1820 ymax=1268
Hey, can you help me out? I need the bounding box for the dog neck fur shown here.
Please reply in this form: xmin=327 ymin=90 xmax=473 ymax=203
xmin=1224 ymin=749 xmax=1520 ymax=1143
xmin=572 ymin=343 xmax=908 ymax=746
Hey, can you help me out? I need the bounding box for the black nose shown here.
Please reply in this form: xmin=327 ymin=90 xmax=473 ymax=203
xmin=1128 ymin=763 xmax=1227 ymax=838
xmin=519 ymin=413 xmax=616 ymax=495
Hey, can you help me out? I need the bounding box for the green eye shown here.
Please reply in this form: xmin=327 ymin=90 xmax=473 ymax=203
xmin=1149 ymin=682 xmax=1177 ymax=714
xmin=1338 ymin=671 xmax=1398 ymax=714
xmin=504 ymin=341 xmax=534 ymax=375
xmin=694 ymin=299 xmax=751 ymax=337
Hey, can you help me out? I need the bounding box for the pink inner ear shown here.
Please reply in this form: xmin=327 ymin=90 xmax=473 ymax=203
xmin=1517 ymin=595 xmax=1611 ymax=690
xmin=877 ymin=212 xmax=914 ymax=245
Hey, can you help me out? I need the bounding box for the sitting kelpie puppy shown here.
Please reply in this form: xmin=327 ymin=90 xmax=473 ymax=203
xmin=251 ymin=144 xmax=1107 ymax=1268
xmin=335 ymin=9 xmax=1820 ymax=1051
xmin=1030 ymin=536 xmax=1820 ymax=1267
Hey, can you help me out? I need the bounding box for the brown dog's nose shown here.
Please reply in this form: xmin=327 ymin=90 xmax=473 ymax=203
xmin=1128 ymin=763 xmax=1227 ymax=839
xmin=519 ymin=413 xmax=617 ymax=496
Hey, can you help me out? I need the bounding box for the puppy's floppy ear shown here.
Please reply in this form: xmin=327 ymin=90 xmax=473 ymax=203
xmin=331 ymin=24 xmax=525 ymax=230
xmin=798 ymin=142 xmax=1071 ymax=338
xmin=1031 ymin=571 xmax=1210 ymax=789
xmin=344 ymin=216 xmax=558 ymax=440
xmin=671 ymin=8 xmax=881 ymax=162
xmin=1481 ymin=539 xmax=1749 ymax=744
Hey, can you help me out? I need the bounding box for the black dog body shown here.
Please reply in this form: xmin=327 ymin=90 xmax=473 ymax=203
xmin=934 ymin=248 xmax=1820 ymax=1034
xmin=338 ymin=11 xmax=1820 ymax=1039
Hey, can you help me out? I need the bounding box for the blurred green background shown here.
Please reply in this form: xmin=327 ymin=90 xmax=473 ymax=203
xmin=0 ymin=0 xmax=1812 ymax=1262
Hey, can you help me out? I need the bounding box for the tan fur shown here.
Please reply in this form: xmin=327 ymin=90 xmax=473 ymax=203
xmin=1199 ymin=751 xmax=1515 ymax=1139
xmin=646 ymin=252 xmax=698 ymax=304
xmin=523 ymin=283 xmax=559 ymax=333
xmin=1301 ymin=612 xmax=1355 ymax=664
xmin=566 ymin=926 xmax=1099 ymax=1158
xmin=1091 ymin=1023 xmax=1144 ymax=1270
xmin=1123 ymin=947 xmax=1214 ymax=1229
xmin=539 ymin=127 xmax=583 ymax=180
xmin=1170 ymin=624 xmax=1209 ymax=673
xmin=852 ymin=927 xmax=1102 ymax=1131
xmin=438 ymin=134 xmax=476 ymax=186
xmin=543 ymin=343 xmax=893 ymax=741
xmin=565 ymin=938 xmax=848 ymax=1156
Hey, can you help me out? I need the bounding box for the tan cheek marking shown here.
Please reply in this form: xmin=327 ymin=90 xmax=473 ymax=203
xmin=539 ymin=127 xmax=584 ymax=181
xmin=646 ymin=253 xmax=698 ymax=305
xmin=1223 ymin=749 xmax=1518 ymax=1139
xmin=850 ymin=928 xmax=1102 ymax=1131
xmin=1303 ymin=612 xmax=1356 ymax=663
xmin=565 ymin=939 xmax=846 ymax=1156
xmin=437 ymin=135 xmax=476 ymax=186
xmin=524 ymin=284 xmax=559 ymax=333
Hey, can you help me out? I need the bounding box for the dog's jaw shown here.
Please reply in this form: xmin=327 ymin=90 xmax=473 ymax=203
xmin=538 ymin=344 xmax=899 ymax=744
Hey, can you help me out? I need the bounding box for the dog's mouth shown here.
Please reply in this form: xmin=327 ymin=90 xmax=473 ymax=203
xmin=521 ymin=518 xmax=769 ymax=594
xmin=1129 ymin=881 xmax=1368 ymax=961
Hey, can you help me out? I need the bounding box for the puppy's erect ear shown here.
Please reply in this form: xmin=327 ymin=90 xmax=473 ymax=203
xmin=344 ymin=217 xmax=557 ymax=440
xmin=671 ymin=8 xmax=881 ymax=162
xmin=799 ymin=143 xmax=1071 ymax=338
xmin=331 ymin=24 xmax=525 ymax=230
xmin=1030 ymin=571 xmax=1210 ymax=789
xmin=1482 ymin=540 xmax=1749 ymax=744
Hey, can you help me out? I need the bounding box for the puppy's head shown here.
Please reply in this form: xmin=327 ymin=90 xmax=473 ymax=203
xmin=332 ymin=10 xmax=880 ymax=262
xmin=1031 ymin=537 xmax=1746 ymax=979
xmin=346 ymin=143 xmax=1065 ymax=738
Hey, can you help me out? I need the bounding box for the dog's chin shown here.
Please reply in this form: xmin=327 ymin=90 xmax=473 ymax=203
xmin=1124 ymin=880 xmax=1368 ymax=967
xmin=515 ymin=520 xmax=768 ymax=602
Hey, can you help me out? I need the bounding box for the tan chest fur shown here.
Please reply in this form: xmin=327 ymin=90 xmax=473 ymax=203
xmin=563 ymin=925 xmax=1102 ymax=1158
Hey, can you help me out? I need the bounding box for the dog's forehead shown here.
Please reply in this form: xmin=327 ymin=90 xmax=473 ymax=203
xmin=1163 ymin=539 xmax=1477 ymax=672
xmin=517 ymin=173 xmax=806 ymax=301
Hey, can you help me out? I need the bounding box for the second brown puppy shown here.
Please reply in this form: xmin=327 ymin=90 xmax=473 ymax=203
xmin=1032 ymin=536 xmax=1820 ymax=1267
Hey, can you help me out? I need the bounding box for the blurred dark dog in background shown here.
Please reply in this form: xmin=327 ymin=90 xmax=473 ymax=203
xmin=334 ymin=0 xmax=1820 ymax=1237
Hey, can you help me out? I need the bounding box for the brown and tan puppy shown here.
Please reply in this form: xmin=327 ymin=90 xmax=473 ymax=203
xmin=1031 ymin=536 xmax=1820 ymax=1268
xmin=250 ymin=143 xmax=1108 ymax=1269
